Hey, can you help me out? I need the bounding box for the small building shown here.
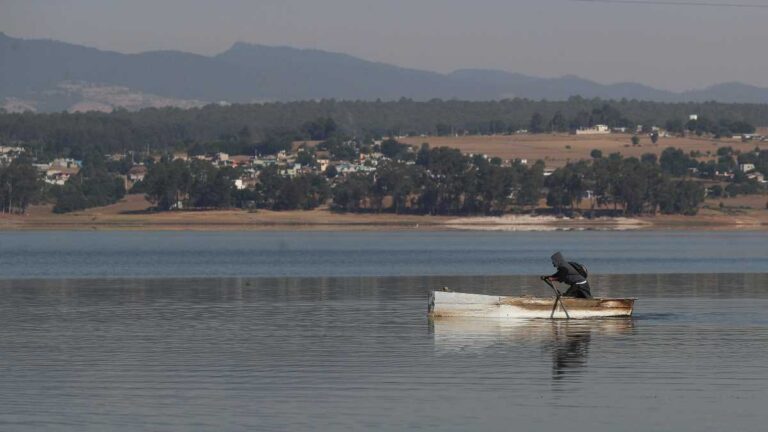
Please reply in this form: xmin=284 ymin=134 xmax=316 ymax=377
xmin=0 ymin=146 xmax=25 ymax=155
xmin=51 ymin=158 xmax=81 ymax=169
xmin=254 ymin=155 xmax=277 ymax=168
xmin=44 ymin=170 xmax=72 ymax=186
xmin=0 ymin=146 xmax=25 ymax=164
xmin=715 ymin=170 xmax=735 ymax=180
xmin=235 ymin=174 xmax=258 ymax=190
xmin=575 ymin=124 xmax=610 ymax=135
xmin=740 ymin=163 xmax=756 ymax=173
xmin=127 ymin=165 xmax=148 ymax=183
xmin=33 ymin=163 xmax=50 ymax=172
xmin=689 ymin=114 xmax=699 ymax=121
xmin=334 ymin=162 xmax=375 ymax=175
xmin=229 ymin=155 xmax=253 ymax=167
xmin=747 ymin=172 xmax=766 ymax=183
xmin=280 ymin=163 xmax=303 ymax=178
xmin=316 ymin=158 xmax=330 ymax=172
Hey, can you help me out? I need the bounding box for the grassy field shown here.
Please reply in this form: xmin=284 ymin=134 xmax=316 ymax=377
xmin=400 ymin=133 xmax=764 ymax=167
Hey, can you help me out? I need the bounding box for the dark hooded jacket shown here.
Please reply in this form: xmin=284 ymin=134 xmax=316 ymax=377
xmin=550 ymin=252 xmax=587 ymax=286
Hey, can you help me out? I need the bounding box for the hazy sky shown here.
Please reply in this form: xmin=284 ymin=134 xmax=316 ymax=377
xmin=2 ymin=0 xmax=768 ymax=90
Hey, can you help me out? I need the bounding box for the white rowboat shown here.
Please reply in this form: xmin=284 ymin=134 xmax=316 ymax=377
xmin=429 ymin=291 xmax=635 ymax=319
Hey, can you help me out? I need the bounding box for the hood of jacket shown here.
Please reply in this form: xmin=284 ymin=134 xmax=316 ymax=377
xmin=551 ymin=252 xmax=567 ymax=268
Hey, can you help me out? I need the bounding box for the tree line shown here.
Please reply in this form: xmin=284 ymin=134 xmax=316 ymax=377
xmin=0 ymin=150 xmax=126 ymax=214
xmin=333 ymin=145 xmax=706 ymax=216
xmin=1 ymin=97 xmax=766 ymax=158
xmin=544 ymin=154 xmax=704 ymax=215
xmin=135 ymin=144 xmax=708 ymax=217
xmin=139 ymin=158 xmax=331 ymax=212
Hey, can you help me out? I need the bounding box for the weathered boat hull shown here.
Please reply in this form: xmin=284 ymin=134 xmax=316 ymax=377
xmin=428 ymin=291 xmax=635 ymax=319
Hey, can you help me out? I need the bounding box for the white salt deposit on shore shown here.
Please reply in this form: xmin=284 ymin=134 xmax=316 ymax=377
xmin=443 ymin=215 xmax=649 ymax=231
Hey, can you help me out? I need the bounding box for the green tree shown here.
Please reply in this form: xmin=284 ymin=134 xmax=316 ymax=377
xmin=143 ymin=158 xmax=192 ymax=211
xmin=529 ymin=112 xmax=545 ymax=134
xmin=657 ymin=180 xmax=705 ymax=215
xmin=301 ymin=118 xmax=338 ymax=140
xmin=380 ymin=139 xmax=410 ymax=159
xmin=332 ymin=174 xmax=373 ymax=212
xmin=516 ymin=161 xmax=544 ymax=207
xmin=551 ymin=111 xmax=568 ymax=133
xmin=189 ymin=161 xmax=235 ymax=209
xmin=256 ymin=132 xmax=294 ymax=156
xmin=325 ymin=165 xmax=338 ymax=179
xmin=665 ymin=119 xmax=685 ymax=135
xmin=52 ymin=182 xmax=88 ymax=214
xmin=52 ymin=150 xmax=126 ymax=213
xmin=659 ymin=147 xmax=696 ymax=177
xmin=0 ymin=157 xmax=42 ymax=214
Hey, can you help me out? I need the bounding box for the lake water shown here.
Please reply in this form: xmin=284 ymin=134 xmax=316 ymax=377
xmin=0 ymin=231 xmax=767 ymax=431
xmin=1 ymin=230 xmax=767 ymax=277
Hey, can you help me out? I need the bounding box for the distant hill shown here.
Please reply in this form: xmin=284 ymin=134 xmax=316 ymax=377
xmin=3 ymin=32 xmax=768 ymax=112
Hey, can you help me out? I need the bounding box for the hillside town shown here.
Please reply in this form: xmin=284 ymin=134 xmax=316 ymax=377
xmin=2 ymin=123 xmax=767 ymax=217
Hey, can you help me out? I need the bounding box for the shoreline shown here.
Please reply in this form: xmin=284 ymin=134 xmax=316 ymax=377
xmin=2 ymin=194 xmax=766 ymax=232
xmin=2 ymin=211 xmax=767 ymax=232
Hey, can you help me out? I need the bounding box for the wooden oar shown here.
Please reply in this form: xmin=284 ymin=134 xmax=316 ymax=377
xmin=541 ymin=277 xmax=570 ymax=319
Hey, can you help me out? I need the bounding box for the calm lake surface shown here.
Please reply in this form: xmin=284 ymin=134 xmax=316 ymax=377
xmin=0 ymin=231 xmax=767 ymax=431
xmin=1 ymin=230 xmax=767 ymax=277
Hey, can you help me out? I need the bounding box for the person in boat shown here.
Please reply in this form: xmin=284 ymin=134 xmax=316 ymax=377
xmin=544 ymin=252 xmax=592 ymax=299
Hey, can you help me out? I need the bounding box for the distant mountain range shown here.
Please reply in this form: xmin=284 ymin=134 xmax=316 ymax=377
xmin=3 ymin=32 xmax=768 ymax=112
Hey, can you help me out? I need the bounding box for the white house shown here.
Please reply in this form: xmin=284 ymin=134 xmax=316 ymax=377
xmin=127 ymin=165 xmax=148 ymax=182
xmin=747 ymin=172 xmax=766 ymax=183
xmin=51 ymin=158 xmax=81 ymax=169
xmin=0 ymin=146 xmax=24 ymax=156
xmin=740 ymin=163 xmax=756 ymax=173
xmin=575 ymin=124 xmax=610 ymax=135
xmin=44 ymin=170 xmax=72 ymax=186
xmin=316 ymin=158 xmax=330 ymax=172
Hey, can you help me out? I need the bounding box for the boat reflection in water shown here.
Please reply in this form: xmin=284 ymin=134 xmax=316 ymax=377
xmin=430 ymin=318 xmax=634 ymax=382
xmin=549 ymin=322 xmax=593 ymax=381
